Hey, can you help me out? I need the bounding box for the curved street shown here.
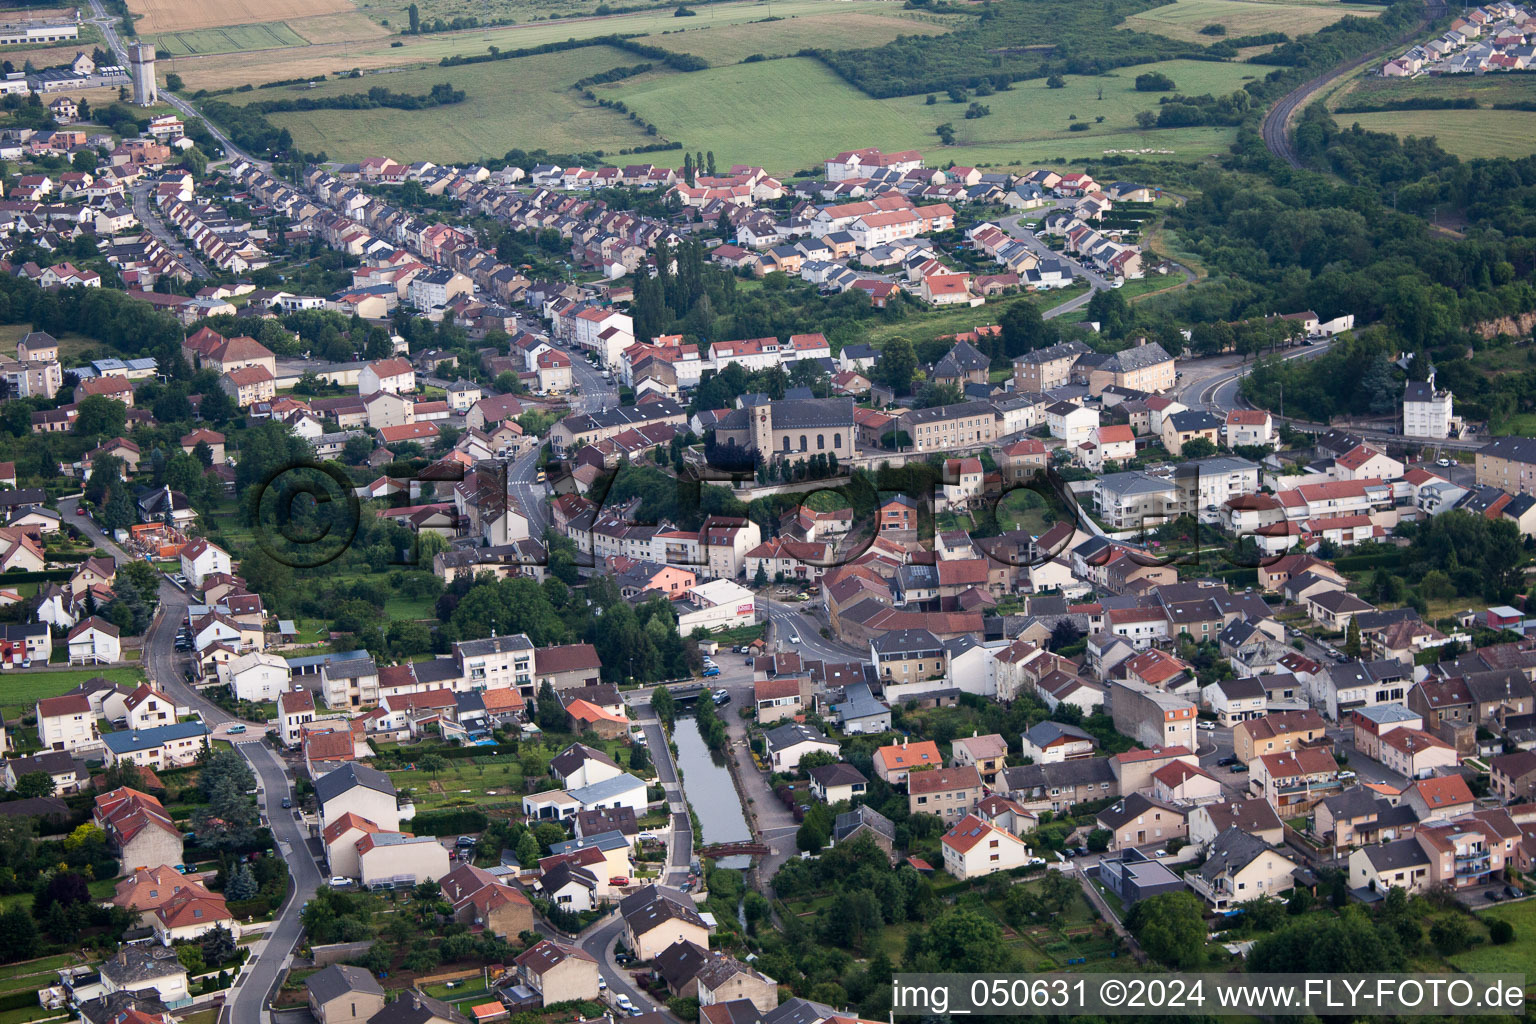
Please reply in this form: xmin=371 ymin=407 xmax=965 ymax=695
xmin=1171 ymin=339 xmax=1488 ymax=451
xmin=1259 ymin=0 xmax=1449 ymax=167
xmin=56 ymin=493 xmax=315 ymax=1024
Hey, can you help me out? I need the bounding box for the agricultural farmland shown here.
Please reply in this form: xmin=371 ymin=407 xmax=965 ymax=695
xmin=1336 ymin=109 xmax=1536 ymax=160
xmin=125 ymin=0 xmax=357 ymax=33
xmin=631 ymin=9 xmax=959 ymax=67
xmin=247 ymin=45 xmax=655 ymax=161
xmin=600 ymin=56 xmax=1262 ymax=172
xmin=1117 ymin=0 xmax=1375 ymax=43
xmin=170 ymin=0 xmax=924 ymax=89
xmin=153 ymin=21 xmax=309 ymax=56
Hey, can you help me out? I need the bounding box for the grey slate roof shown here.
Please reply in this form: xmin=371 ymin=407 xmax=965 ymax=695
xmin=306 ymin=964 xmax=384 ymax=1005
xmin=764 ymin=722 xmax=834 ymax=752
xmin=833 ymin=803 xmax=896 ymax=844
xmin=1197 ymin=826 xmax=1284 ymax=882
xmin=1022 ymin=720 xmax=1094 ymax=747
xmin=1098 ymin=342 xmax=1171 ymax=373
xmin=314 ymin=762 xmax=397 ymax=805
xmin=768 ymin=397 xmax=854 ymax=430
xmin=1364 ymin=836 xmax=1432 ymax=871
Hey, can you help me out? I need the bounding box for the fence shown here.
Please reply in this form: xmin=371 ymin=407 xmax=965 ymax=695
xmin=309 ymin=941 xmax=373 ymax=966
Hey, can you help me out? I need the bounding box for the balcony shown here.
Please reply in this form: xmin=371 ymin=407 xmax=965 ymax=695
xmin=1184 ymin=870 xmax=1234 ymax=909
xmin=1277 ymin=778 xmax=1343 ymax=796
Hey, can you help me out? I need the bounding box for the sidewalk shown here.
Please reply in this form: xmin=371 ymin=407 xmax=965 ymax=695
xmin=722 ymin=708 xmax=799 ymax=892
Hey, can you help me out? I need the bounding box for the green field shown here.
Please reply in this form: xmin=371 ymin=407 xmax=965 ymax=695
xmin=1450 ymin=899 xmax=1536 ymax=974
xmin=154 ymin=22 xmax=309 ymax=56
xmin=1328 ymin=72 xmax=1536 ymax=160
xmin=633 ymin=8 xmax=957 ymax=66
xmin=602 ymin=56 xmax=1261 ymax=171
xmin=857 ymin=287 xmax=1090 ymax=350
xmin=0 ymin=668 xmax=148 ymax=717
xmin=1334 ymin=68 xmax=1536 ymax=109
xmin=1341 ymin=109 xmax=1536 ymax=160
xmin=254 ymin=45 xmax=659 ymax=160
xmin=1118 ymin=0 xmax=1373 ymax=43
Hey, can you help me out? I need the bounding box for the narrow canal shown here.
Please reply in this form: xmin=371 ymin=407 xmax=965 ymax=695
xmin=671 ymin=714 xmax=753 ymax=867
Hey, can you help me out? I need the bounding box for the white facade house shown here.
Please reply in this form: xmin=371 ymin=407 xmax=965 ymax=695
xmin=225 ymin=651 xmax=292 ymax=702
xmin=940 ymin=814 xmax=1033 ymax=880
xmin=1046 ymin=401 xmax=1098 ymax=447
xmin=67 ymin=617 xmax=121 ymax=665
xmin=180 ymin=538 xmax=232 ymax=588
xmin=1403 ymin=376 xmax=1454 ymax=439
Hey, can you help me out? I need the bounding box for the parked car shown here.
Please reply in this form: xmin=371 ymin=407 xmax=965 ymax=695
xmin=328 ymin=877 xmax=353 ymax=888
xmin=1230 ymin=763 xmax=1249 ymax=773
xmin=614 ymin=996 xmax=636 ymax=1014
xmin=227 ymin=724 xmax=246 ymax=734
xmin=1487 ymin=891 xmax=1502 ymax=902
xmin=280 ymin=796 xmax=291 ymax=808
xmin=456 ymin=835 xmax=476 ymax=848
xmin=1506 ymin=885 xmax=1522 ymax=899
xmin=702 ymin=665 xmax=720 ymax=678
xmin=1217 ymin=755 xmax=1237 ymax=767
xmin=712 ymin=689 xmax=730 ymax=705
xmin=1337 ymin=770 xmax=1357 ymax=780
xmin=1197 ymin=721 xmax=1216 ymax=731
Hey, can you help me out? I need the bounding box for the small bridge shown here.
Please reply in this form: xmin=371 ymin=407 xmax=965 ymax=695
xmin=700 ymin=843 xmax=770 ymax=858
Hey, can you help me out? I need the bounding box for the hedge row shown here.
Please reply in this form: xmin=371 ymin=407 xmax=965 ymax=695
xmin=409 ymin=808 xmax=490 ymax=835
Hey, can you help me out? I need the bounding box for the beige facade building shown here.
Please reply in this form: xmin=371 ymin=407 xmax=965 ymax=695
xmin=1013 ymin=340 xmax=1089 ymax=393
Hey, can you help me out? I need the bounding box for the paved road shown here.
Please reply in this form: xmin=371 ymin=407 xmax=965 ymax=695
xmin=1260 ymin=0 xmax=1449 ymax=168
xmin=234 ymin=743 xmax=325 ymax=1024
xmin=758 ymin=596 xmax=865 ymax=663
xmin=510 ymin=346 xmax=616 ymax=539
xmin=996 ymin=211 xmax=1107 ymax=321
xmin=56 ymin=495 xmax=317 ymax=1024
xmin=130 ymin=182 xmax=211 ymax=279
xmin=1174 ymin=338 xmax=1490 ymax=451
xmin=86 ymin=0 xmax=266 ymax=170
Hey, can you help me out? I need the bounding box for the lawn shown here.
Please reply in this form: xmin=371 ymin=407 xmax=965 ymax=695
xmin=153 ymin=21 xmax=308 ymax=55
xmin=1117 ymin=0 xmax=1372 ymax=44
xmin=0 ymin=667 xmax=148 ymax=720
xmin=1451 ymin=899 xmax=1536 ymax=974
xmin=251 ymin=46 xmax=654 ymax=162
xmin=387 ymin=755 xmax=527 ymax=809
xmin=601 ymin=56 xmax=1262 ymax=172
xmin=858 ymin=286 xmax=1090 ymax=350
xmin=1340 ymin=109 xmax=1536 ymax=161
xmin=0 ymin=324 xmax=108 ymax=364
xmin=996 ymin=487 xmax=1057 ymax=535
xmin=1492 ymin=413 xmax=1536 ymax=437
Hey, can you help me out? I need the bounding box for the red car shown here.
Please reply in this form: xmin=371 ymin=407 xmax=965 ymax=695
xmin=609 ymin=876 xmax=630 ymax=887
xmin=75 ymin=507 xmax=85 ymax=515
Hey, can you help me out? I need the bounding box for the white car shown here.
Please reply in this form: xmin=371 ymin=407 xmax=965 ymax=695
xmin=1338 ymin=770 xmax=1357 ymax=780
xmin=614 ymin=996 xmax=635 ymax=1014
xmin=788 ymin=634 xmax=801 ymax=645
xmin=598 ymin=978 xmax=608 ymax=991
xmin=1197 ymin=721 xmax=1216 ymax=731
xmin=328 ymin=876 xmax=353 ymax=887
